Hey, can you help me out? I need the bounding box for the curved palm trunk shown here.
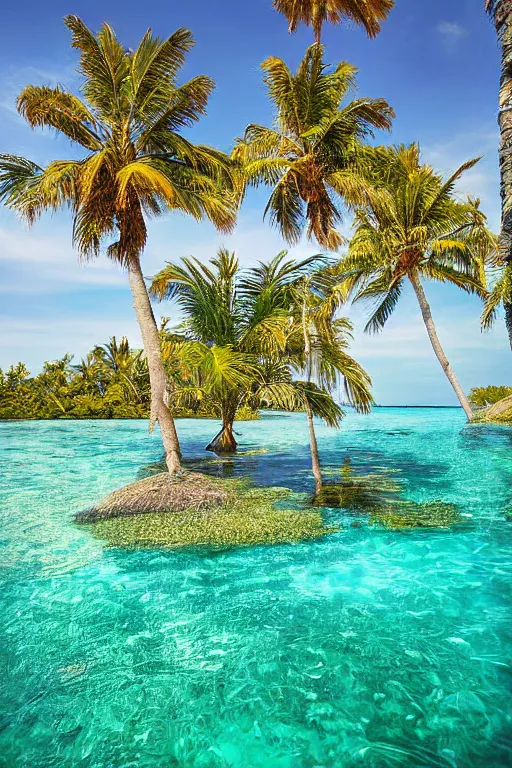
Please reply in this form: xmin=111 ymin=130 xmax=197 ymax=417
xmin=128 ymin=259 xmax=182 ymax=474
xmin=302 ymin=290 xmax=323 ymax=495
xmin=409 ymin=272 xmax=473 ymax=420
xmin=492 ymin=1 xmax=512 ymax=342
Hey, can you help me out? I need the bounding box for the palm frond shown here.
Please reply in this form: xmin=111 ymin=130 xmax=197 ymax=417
xmin=17 ymin=85 xmax=102 ymax=149
xmin=294 ymin=381 xmax=344 ymax=428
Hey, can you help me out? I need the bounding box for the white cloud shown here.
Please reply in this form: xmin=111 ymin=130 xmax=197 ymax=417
xmin=0 ymin=63 xmax=78 ymax=117
xmin=0 ymin=224 xmax=126 ymax=293
xmin=437 ymin=21 xmax=469 ymax=48
xmin=0 ymin=315 xmax=143 ymax=371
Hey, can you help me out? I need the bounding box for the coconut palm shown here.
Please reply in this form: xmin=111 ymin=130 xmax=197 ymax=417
xmin=338 ymin=144 xmax=495 ymax=420
xmin=232 ymin=44 xmax=394 ymax=250
xmin=287 ymin=271 xmax=373 ymax=493
xmin=151 ymin=248 xmax=343 ymax=454
xmin=485 ymin=1 xmax=512 ymax=344
xmin=93 ymin=336 xmax=146 ymax=402
xmin=73 ymin=353 xmax=104 ymax=396
xmin=0 ymin=16 xmax=236 ymax=474
xmin=273 ymin=0 xmax=394 ymax=43
xmin=481 ymin=263 xmax=512 ymax=349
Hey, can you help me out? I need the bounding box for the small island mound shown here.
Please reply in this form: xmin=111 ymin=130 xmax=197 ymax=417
xmin=76 ymin=473 xmax=338 ymax=549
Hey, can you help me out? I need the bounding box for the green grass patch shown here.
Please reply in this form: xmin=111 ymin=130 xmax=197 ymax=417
xmin=471 ymin=408 xmax=512 ymax=425
xmin=87 ymin=481 xmax=338 ymax=549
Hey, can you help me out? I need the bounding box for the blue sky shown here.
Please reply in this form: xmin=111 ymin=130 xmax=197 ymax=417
xmin=0 ymin=0 xmax=509 ymax=405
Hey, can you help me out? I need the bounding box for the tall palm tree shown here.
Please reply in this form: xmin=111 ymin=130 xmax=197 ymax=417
xmin=233 ymin=44 xmax=393 ymax=250
xmin=338 ymin=145 xmax=495 ymax=420
xmin=288 ymin=272 xmax=373 ymax=493
xmin=485 ymin=1 xmax=512 ymax=340
xmin=0 ymin=16 xmax=236 ymax=475
xmin=273 ymin=0 xmax=394 ymax=44
xmin=151 ymin=248 xmax=334 ymax=453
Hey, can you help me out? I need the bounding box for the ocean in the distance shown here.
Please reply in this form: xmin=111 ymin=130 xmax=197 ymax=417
xmin=1 ymin=408 xmax=511 ymax=767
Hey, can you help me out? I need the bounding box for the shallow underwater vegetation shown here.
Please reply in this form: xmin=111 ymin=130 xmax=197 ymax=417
xmin=313 ymin=459 xmax=402 ymax=512
xmin=370 ymin=500 xmax=462 ymax=530
xmin=86 ymin=482 xmax=337 ymax=548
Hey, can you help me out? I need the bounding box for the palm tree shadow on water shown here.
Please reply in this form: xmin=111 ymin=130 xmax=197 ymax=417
xmin=136 ymin=443 xmax=467 ymax=530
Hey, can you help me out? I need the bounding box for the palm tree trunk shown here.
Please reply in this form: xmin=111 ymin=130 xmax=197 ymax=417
xmin=205 ymin=420 xmax=237 ymax=454
xmin=206 ymin=400 xmax=238 ymax=454
xmin=491 ymin=2 xmax=512 ymax=343
xmin=302 ymin=289 xmax=323 ymax=494
xmin=505 ymin=300 xmax=512 ymax=351
xmin=409 ymin=272 xmax=473 ymax=420
xmin=305 ymin=399 xmax=323 ymax=494
xmin=492 ymin=0 xmax=512 ymax=260
xmin=127 ymin=258 xmax=182 ymax=474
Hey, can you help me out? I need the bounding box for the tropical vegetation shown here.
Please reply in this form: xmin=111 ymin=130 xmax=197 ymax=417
xmin=0 ymin=336 xmax=257 ymax=421
xmin=83 ymin=479 xmax=338 ymax=548
xmin=233 ymin=44 xmax=394 ymax=250
xmin=336 ymin=144 xmax=496 ymax=420
xmin=151 ymin=249 xmax=367 ymax=460
xmin=469 ymin=385 xmax=512 ymax=407
xmin=286 ymin=269 xmax=373 ymax=492
xmin=0 ymin=16 xmax=237 ymax=474
xmin=0 ymin=5 xmax=507 ymax=503
xmin=481 ymin=256 xmax=512 ymax=349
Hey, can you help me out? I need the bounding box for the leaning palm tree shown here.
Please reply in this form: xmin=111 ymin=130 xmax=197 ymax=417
xmin=338 ymin=144 xmax=495 ymax=420
xmin=287 ymin=271 xmax=373 ymax=493
xmin=0 ymin=16 xmax=236 ymax=475
xmin=232 ymin=44 xmax=394 ymax=251
xmin=273 ymin=0 xmax=394 ymax=44
xmin=485 ymin=1 xmax=512 ymax=340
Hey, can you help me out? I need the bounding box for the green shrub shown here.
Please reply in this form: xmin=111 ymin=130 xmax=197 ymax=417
xmin=469 ymin=386 xmax=512 ymax=408
xmin=234 ymin=405 xmax=260 ymax=421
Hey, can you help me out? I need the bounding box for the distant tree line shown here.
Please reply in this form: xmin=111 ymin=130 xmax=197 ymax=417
xmin=0 ymin=335 xmax=257 ymax=422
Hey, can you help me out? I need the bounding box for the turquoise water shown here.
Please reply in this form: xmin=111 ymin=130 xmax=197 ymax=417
xmin=1 ymin=409 xmax=512 ymax=768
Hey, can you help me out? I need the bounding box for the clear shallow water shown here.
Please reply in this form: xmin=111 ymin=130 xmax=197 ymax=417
xmin=1 ymin=409 xmax=512 ymax=768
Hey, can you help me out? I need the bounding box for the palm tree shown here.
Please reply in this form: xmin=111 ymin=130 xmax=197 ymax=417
xmin=73 ymin=352 xmax=104 ymax=396
xmin=485 ymin=1 xmax=512 ymax=341
xmin=232 ymin=44 xmax=393 ymax=250
xmin=288 ymin=271 xmax=373 ymax=493
xmin=151 ymin=248 xmax=328 ymax=453
xmin=0 ymin=16 xmax=236 ymax=475
xmin=273 ymin=0 xmax=394 ymax=44
xmin=338 ymin=145 xmax=495 ymax=420
xmin=93 ymin=336 xmax=144 ymax=402
xmin=481 ymin=262 xmax=512 ymax=348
